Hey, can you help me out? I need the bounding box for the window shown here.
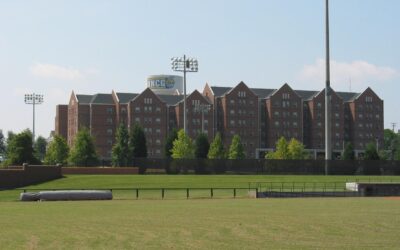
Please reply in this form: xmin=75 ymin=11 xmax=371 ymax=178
xmin=365 ymin=96 xmax=373 ymax=103
xmin=317 ymin=122 xmax=322 ymax=127
xmin=230 ymin=120 xmax=235 ymax=126
xmin=230 ymin=99 xmax=235 ymax=105
xmin=358 ymin=114 xmax=363 ymax=119
xmin=282 ymin=93 xmax=290 ymax=99
xmin=192 ymin=100 xmax=200 ymax=106
xmin=156 ymin=139 xmax=161 ymax=145
xmin=293 ymin=112 xmax=298 ymax=117
xmin=238 ymin=91 xmax=246 ymax=98
xmin=274 ymin=121 xmax=280 ymax=127
xmin=155 ymin=118 xmax=161 ymax=123
xmin=293 ymin=122 xmax=298 ymax=128
xmin=144 ymin=98 xmax=153 ymax=104
xmin=156 ymin=129 xmax=161 ymax=134
xmin=156 ymin=107 xmax=161 ymax=112
xmin=107 ymin=139 xmax=113 ymax=145
xmin=335 ymin=113 xmax=339 ymax=118
xmin=317 ymin=102 xmax=322 ymax=109
xmin=135 ymin=107 xmax=140 ymax=113
xmin=274 ymin=111 xmax=280 ymax=117
xmin=335 ymin=123 xmax=339 ymax=128
xmin=107 ymin=129 xmax=113 ymax=135
xmin=107 ymin=107 xmax=113 ymax=114
xmin=135 ymin=117 xmax=140 ymax=123
xmin=230 ymin=110 xmax=235 ymax=115
xmin=121 ymin=108 xmax=127 ymax=114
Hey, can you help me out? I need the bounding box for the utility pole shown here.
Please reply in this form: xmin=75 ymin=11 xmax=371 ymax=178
xmin=391 ymin=122 xmax=396 ymax=132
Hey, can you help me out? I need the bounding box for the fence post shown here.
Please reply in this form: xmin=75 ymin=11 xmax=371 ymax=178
xmin=234 ymin=188 xmax=236 ymax=198
xmin=136 ymin=189 xmax=139 ymax=199
xmin=211 ymin=188 xmax=213 ymax=198
xmin=186 ymin=188 xmax=189 ymax=199
xmin=162 ymin=188 xmax=164 ymax=199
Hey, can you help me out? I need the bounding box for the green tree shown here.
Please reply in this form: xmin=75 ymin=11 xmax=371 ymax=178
xmin=266 ymin=137 xmax=289 ymax=159
xmin=195 ymin=133 xmax=210 ymax=159
xmin=0 ymin=130 xmax=5 ymax=155
xmin=44 ymin=135 xmax=69 ymax=165
xmin=164 ymin=129 xmax=178 ymax=158
xmin=342 ymin=142 xmax=355 ymax=160
xmin=34 ymin=136 xmax=47 ymax=162
xmin=228 ymin=135 xmax=245 ymax=159
xmin=4 ymin=129 xmax=40 ymax=165
xmin=129 ymin=124 xmax=147 ymax=158
xmin=207 ymin=132 xmax=225 ymax=159
xmin=364 ymin=142 xmax=380 ymax=160
xmin=171 ymin=129 xmax=195 ymax=159
xmin=112 ymin=123 xmax=130 ymax=166
xmin=383 ymin=129 xmax=397 ymax=150
xmin=287 ymin=138 xmax=309 ymax=159
xmin=68 ymin=127 xmax=98 ymax=166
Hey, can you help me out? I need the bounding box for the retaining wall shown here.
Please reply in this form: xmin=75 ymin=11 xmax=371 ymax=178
xmin=0 ymin=164 xmax=62 ymax=189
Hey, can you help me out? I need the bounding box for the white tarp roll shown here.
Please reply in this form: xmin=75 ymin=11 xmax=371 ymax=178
xmin=20 ymin=190 xmax=113 ymax=201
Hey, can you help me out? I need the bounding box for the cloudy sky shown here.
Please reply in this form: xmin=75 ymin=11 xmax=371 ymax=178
xmin=0 ymin=0 xmax=399 ymax=138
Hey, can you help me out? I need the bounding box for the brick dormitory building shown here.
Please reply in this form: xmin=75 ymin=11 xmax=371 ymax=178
xmin=55 ymin=82 xmax=383 ymax=160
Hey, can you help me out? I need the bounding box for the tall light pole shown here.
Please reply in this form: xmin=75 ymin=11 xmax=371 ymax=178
xmin=171 ymin=55 xmax=199 ymax=134
xmin=325 ymin=0 xmax=332 ymax=173
xmin=24 ymin=93 xmax=44 ymax=142
xmin=194 ymin=103 xmax=211 ymax=133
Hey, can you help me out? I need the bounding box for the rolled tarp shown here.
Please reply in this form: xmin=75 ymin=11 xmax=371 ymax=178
xmin=20 ymin=190 xmax=113 ymax=201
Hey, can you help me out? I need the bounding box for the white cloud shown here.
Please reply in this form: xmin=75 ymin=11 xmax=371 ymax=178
xmin=298 ymin=59 xmax=398 ymax=88
xmin=30 ymin=63 xmax=87 ymax=80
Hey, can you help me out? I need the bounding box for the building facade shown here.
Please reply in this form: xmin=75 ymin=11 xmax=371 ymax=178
xmin=56 ymin=82 xmax=384 ymax=160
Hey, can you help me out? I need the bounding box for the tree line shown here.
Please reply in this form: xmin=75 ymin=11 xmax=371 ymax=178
xmin=0 ymin=127 xmax=398 ymax=167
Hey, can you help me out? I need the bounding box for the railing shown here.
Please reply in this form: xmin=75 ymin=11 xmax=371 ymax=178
xmin=19 ymin=187 xmax=257 ymax=200
xmin=248 ymin=179 xmax=400 ymax=198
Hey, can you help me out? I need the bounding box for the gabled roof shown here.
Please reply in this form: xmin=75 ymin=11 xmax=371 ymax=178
xmin=336 ymin=92 xmax=360 ymax=102
xmin=295 ymin=90 xmax=319 ymax=100
xmin=116 ymin=92 xmax=138 ymax=104
xmin=157 ymin=94 xmax=184 ymax=105
xmin=90 ymin=94 xmax=114 ymax=104
xmin=251 ymin=88 xmax=276 ymax=99
xmin=210 ymin=86 xmax=231 ymax=97
xmin=76 ymin=94 xmax=93 ymax=104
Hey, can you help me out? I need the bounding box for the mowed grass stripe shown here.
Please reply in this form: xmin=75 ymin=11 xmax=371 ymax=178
xmin=0 ymin=198 xmax=399 ymax=249
xmin=2 ymin=175 xmax=400 ymax=201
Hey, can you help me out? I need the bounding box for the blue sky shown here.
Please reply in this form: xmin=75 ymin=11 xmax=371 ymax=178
xmin=0 ymin=0 xmax=399 ymax=138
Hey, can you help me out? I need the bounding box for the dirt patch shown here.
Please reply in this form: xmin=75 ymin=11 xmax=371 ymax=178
xmin=384 ymin=197 xmax=400 ymax=200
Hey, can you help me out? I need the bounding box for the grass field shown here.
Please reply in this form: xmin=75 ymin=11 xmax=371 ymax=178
xmin=1 ymin=198 xmax=399 ymax=249
xmin=1 ymin=175 xmax=400 ymax=249
xmin=2 ymin=174 xmax=400 ymax=201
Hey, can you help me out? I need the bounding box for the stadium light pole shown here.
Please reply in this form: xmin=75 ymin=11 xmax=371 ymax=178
xmin=24 ymin=93 xmax=44 ymax=142
xmin=325 ymin=0 xmax=332 ymax=173
xmin=171 ymin=55 xmax=199 ymax=134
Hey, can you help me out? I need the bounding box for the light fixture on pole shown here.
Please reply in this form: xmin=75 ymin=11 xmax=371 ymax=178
xmin=325 ymin=0 xmax=332 ymax=173
xmin=194 ymin=103 xmax=211 ymax=134
xmin=171 ymin=55 xmax=199 ymax=134
xmin=24 ymin=93 xmax=44 ymax=142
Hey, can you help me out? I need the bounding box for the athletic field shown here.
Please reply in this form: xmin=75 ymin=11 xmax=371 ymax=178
xmin=1 ymin=175 xmax=400 ymax=249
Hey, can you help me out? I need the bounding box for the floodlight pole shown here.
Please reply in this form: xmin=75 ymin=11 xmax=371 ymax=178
xmin=325 ymin=0 xmax=332 ymax=173
xmin=171 ymin=55 xmax=198 ymax=135
xmin=183 ymin=54 xmax=187 ymax=134
xmin=24 ymin=93 xmax=44 ymax=142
